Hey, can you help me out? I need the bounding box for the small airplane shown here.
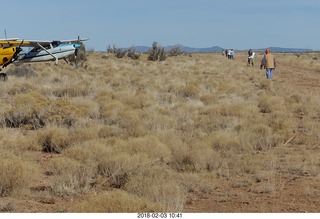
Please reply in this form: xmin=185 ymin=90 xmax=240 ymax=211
xmin=0 ymin=38 xmax=30 ymax=67
xmin=17 ymin=37 xmax=89 ymax=65
xmin=0 ymin=38 xmax=30 ymax=80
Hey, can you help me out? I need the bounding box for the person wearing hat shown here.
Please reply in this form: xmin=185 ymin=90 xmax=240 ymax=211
xmin=260 ymin=48 xmax=276 ymax=79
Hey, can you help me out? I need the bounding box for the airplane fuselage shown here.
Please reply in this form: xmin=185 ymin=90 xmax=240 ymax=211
xmin=18 ymin=44 xmax=80 ymax=63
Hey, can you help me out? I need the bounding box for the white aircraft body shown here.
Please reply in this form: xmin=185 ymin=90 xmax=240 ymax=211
xmin=17 ymin=38 xmax=88 ymax=65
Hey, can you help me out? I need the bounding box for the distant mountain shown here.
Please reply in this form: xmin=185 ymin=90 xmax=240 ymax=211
xmin=257 ymin=47 xmax=313 ymax=53
xmin=121 ymin=45 xmax=312 ymax=53
xmin=165 ymin=44 xmax=225 ymax=53
xmin=124 ymin=44 xmax=225 ymax=53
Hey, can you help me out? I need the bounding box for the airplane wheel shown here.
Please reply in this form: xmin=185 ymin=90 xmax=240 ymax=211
xmin=0 ymin=73 xmax=8 ymax=81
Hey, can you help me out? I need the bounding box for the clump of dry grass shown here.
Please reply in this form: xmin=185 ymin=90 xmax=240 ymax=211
xmin=71 ymin=190 xmax=164 ymax=212
xmin=50 ymin=156 xmax=95 ymax=195
xmin=6 ymin=65 xmax=38 ymax=78
xmin=43 ymin=99 xmax=90 ymax=127
xmin=0 ymin=152 xmax=40 ymax=197
xmin=36 ymin=126 xmax=73 ymax=153
xmin=7 ymin=82 xmax=36 ymax=95
xmin=124 ymin=167 xmax=185 ymax=212
xmin=52 ymin=80 xmax=92 ymax=97
xmin=4 ymin=91 xmax=49 ymax=129
xmin=125 ymin=135 xmax=172 ymax=162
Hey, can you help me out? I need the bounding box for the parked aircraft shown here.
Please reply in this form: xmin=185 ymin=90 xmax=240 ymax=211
xmin=17 ymin=37 xmax=89 ymax=65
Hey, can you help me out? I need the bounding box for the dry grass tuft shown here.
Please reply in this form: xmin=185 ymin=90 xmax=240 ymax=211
xmin=71 ymin=190 xmax=164 ymax=212
xmin=124 ymin=167 xmax=185 ymax=212
xmin=36 ymin=127 xmax=73 ymax=153
xmin=50 ymin=156 xmax=95 ymax=195
xmin=0 ymin=153 xmax=40 ymax=197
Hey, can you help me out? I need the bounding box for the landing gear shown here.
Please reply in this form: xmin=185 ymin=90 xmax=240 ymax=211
xmin=0 ymin=73 xmax=8 ymax=81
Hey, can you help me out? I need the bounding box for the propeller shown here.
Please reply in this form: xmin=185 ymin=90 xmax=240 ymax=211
xmin=3 ymin=39 xmax=24 ymax=68
xmin=12 ymin=39 xmax=24 ymax=60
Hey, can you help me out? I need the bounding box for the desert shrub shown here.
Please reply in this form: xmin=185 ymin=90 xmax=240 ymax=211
xmin=98 ymin=100 xmax=125 ymax=124
xmin=35 ymin=126 xmax=98 ymax=153
xmin=50 ymin=157 xmax=95 ymax=195
xmin=124 ymin=167 xmax=185 ymax=212
xmin=63 ymin=140 xmax=112 ymax=165
xmin=67 ymin=42 xmax=87 ymax=67
xmin=257 ymin=95 xmax=287 ymax=113
xmin=169 ymin=140 xmax=223 ymax=172
xmin=52 ymin=81 xmax=91 ymax=97
xmin=167 ymin=46 xmax=183 ymax=57
xmin=0 ymin=201 xmax=15 ymax=212
xmin=127 ymin=47 xmax=140 ymax=60
xmin=258 ymin=80 xmax=273 ymax=92
xmin=158 ymin=47 xmax=166 ymax=61
xmin=43 ymin=99 xmax=90 ymax=127
xmin=65 ymin=139 xmax=151 ymax=191
xmin=4 ymin=93 xmax=90 ymax=129
xmin=4 ymin=91 xmax=49 ymax=129
xmin=123 ymin=90 xmax=154 ymax=109
xmin=107 ymin=45 xmax=114 ymax=53
xmin=200 ymin=94 xmax=219 ymax=105
xmin=210 ymin=131 xmax=242 ymax=154
xmin=98 ymin=125 xmax=126 ymax=138
xmin=68 ymin=127 xmax=100 ymax=143
xmin=7 ymin=83 xmax=36 ymax=95
xmin=125 ymin=136 xmax=172 ymax=162
xmin=147 ymin=42 xmax=159 ymax=61
xmin=0 ymin=129 xmax=41 ymax=151
xmin=147 ymin=42 xmax=166 ymax=61
xmin=176 ymin=83 xmax=200 ymax=98
xmin=71 ymin=190 xmax=163 ymax=212
xmin=116 ymin=50 xmax=126 ymax=59
xmin=109 ymin=45 xmax=126 ymax=58
xmin=178 ymin=173 xmax=215 ymax=196
xmin=6 ymin=65 xmax=38 ymax=78
xmin=267 ymin=111 xmax=295 ymax=145
xmin=36 ymin=127 xmax=73 ymax=153
xmin=116 ymin=110 xmax=147 ymax=137
xmin=99 ymin=99 xmax=147 ymax=137
xmin=97 ymin=152 xmax=150 ymax=189
xmin=0 ymin=153 xmax=39 ymax=197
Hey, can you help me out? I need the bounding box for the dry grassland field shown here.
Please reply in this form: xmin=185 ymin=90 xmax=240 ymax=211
xmin=0 ymin=51 xmax=320 ymax=213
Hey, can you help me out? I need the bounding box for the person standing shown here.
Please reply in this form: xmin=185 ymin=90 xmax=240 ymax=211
xmin=260 ymin=48 xmax=276 ymax=79
xmin=247 ymin=49 xmax=255 ymax=66
xmin=227 ymin=49 xmax=234 ymax=59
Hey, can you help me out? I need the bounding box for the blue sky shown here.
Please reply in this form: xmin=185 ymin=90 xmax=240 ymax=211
xmin=4 ymin=0 xmax=320 ymax=51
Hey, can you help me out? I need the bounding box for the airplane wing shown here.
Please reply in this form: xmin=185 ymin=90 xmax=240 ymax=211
xmin=23 ymin=40 xmax=53 ymax=47
xmin=60 ymin=38 xmax=89 ymax=43
xmin=0 ymin=40 xmax=30 ymax=47
xmin=22 ymin=38 xmax=89 ymax=47
xmin=0 ymin=38 xmax=19 ymax=41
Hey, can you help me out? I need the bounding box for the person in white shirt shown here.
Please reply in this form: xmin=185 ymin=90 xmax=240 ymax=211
xmin=247 ymin=49 xmax=255 ymax=66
